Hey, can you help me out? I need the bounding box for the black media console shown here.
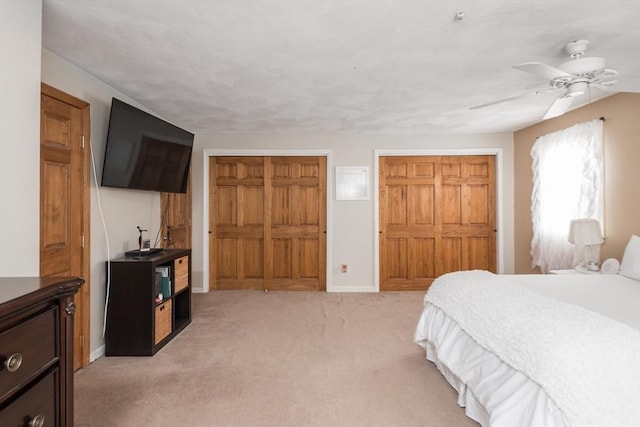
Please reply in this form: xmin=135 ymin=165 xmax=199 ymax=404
xmin=105 ymin=249 xmax=191 ymax=356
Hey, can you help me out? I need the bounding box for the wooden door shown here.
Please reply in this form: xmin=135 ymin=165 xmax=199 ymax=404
xmin=210 ymin=157 xmax=265 ymax=290
xmin=438 ymin=155 xmax=496 ymax=275
xmin=379 ymin=155 xmax=495 ymax=291
xmin=266 ymin=156 xmax=326 ymax=291
xmin=40 ymin=84 xmax=90 ymax=369
xmin=161 ymin=175 xmax=192 ymax=249
xmin=209 ymin=156 xmax=326 ymax=291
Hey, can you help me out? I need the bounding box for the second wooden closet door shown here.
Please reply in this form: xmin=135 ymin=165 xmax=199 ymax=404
xmin=379 ymin=155 xmax=496 ymax=291
xmin=210 ymin=156 xmax=326 ymax=291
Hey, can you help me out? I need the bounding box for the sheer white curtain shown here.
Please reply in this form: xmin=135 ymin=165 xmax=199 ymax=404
xmin=530 ymin=119 xmax=603 ymax=272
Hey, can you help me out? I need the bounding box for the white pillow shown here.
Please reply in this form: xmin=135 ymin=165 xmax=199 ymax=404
xmin=619 ymin=235 xmax=640 ymax=281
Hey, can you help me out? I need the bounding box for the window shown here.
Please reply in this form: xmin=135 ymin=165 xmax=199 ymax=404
xmin=530 ymin=119 xmax=603 ymax=272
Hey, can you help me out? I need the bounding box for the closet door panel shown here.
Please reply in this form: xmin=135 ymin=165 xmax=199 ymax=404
xmin=211 ymin=156 xmax=326 ymax=291
xmin=380 ymin=155 xmax=495 ymax=291
xmin=266 ymin=157 xmax=326 ymax=291
xmin=210 ymin=157 xmax=264 ymax=290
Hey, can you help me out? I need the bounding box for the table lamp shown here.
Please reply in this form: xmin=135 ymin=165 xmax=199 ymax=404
xmin=568 ymin=218 xmax=604 ymax=271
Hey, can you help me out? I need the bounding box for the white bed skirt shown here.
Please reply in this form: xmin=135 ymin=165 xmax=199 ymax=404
xmin=415 ymin=303 xmax=568 ymax=427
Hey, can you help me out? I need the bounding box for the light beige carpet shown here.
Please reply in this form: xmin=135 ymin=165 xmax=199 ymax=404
xmin=75 ymin=291 xmax=478 ymax=426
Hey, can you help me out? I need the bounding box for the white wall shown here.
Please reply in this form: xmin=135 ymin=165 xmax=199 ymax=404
xmin=192 ymin=134 xmax=515 ymax=292
xmin=0 ymin=1 xmax=42 ymax=276
xmin=42 ymin=49 xmax=167 ymax=360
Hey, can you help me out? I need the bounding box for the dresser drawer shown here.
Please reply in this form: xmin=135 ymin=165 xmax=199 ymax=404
xmin=0 ymin=307 xmax=57 ymax=400
xmin=174 ymin=255 xmax=189 ymax=293
xmin=154 ymin=300 xmax=172 ymax=345
xmin=0 ymin=369 xmax=57 ymax=427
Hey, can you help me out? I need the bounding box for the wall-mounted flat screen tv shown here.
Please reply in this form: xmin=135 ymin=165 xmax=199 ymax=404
xmin=101 ymin=98 xmax=194 ymax=193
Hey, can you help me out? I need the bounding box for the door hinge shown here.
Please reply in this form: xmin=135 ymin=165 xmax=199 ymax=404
xmin=81 ymin=135 xmax=85 ymax=149
xmin=81 ymin=335 xmax=85 ymax=348
xmin=81 ymin=233 xmax=85 ymax=248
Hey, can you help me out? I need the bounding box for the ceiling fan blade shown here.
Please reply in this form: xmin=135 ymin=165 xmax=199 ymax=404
xmin=469 ymin=93 xmax=531 ymax=110
xmin=604 ymin=78 xmax=640 ymax=93
xmin=543 ymin=96 xmax=574 ymax=119
xmin=514 ymin=62 xmax=572 ymax=80
xmin=470 ymin=88 xmax=558 ymax=111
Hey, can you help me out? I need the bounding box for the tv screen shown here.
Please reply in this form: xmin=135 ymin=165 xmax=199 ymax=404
xmin=101 ymin=98 xmax=194 ymax=193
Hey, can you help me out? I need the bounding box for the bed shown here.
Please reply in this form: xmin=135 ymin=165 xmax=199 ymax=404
xmin=414 ymin=237 xmax=640 ymax=427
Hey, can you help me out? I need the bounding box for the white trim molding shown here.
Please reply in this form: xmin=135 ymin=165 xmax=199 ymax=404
xmin=330 ymin=285 xmax=376 ymax=293
xmin=90 ymin=345 xmax=105 ymax=363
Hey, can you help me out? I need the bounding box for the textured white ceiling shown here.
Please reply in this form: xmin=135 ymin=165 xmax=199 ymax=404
xmin=42 ymin=1 xmax=640 ymax=134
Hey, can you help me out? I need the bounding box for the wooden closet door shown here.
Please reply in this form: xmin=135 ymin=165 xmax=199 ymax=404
xmin=161 ymin=175 xmax=192 ymax=249
xmin=265 ymin=156 xmax=326 ymax=291
xmin=380 ymin=157 xmax=438 ymax=291
xmin=379 ymin=155 xmax=495 ymax=291
xmin=210 ymin=157 xmax=265 ymax=290
xmin=209 ymin=156 xmax=326 ymax=291
xmin=438 ymin=155 xmax=496 ymax=275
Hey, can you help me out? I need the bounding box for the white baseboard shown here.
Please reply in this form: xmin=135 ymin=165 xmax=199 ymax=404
xmin=90 ymin=345 xmax=105 ymax=362
xmin=192 ymin=286 xmax=373 ymax=293
xmin=327 ymin=285 xmax=376 ymax=293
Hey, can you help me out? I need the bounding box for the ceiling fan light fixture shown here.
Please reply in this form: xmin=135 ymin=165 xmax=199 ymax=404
xmin=567 ymin=81 xmax=588 ymax=97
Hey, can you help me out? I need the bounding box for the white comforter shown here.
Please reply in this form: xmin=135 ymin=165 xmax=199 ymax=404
xmin=419 ymin=270 xmax=640 ymax=427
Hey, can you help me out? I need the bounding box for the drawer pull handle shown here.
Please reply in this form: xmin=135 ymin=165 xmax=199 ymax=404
xmin=29 ymin=414 xmax=45 ymax=427
xmin=5 ymin=352 xmax=23 ymax=372
xmin=65 ymin=301 xmax=77 ymax=315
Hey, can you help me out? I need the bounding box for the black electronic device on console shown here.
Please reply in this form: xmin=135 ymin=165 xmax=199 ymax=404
xmin=125 ymin=248 xmax=164 ymax=258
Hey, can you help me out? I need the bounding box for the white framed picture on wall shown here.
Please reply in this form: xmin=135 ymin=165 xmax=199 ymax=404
xmin=336 ymin=166 xmax=369 ymax=200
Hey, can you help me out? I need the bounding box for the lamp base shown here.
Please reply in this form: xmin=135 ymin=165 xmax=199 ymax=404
xmin=586 ymin=261 xmax=600 ymax=271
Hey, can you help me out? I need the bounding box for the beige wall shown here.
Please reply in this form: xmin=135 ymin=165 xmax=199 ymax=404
xmin=514 ymin=93 xmax=640 ymax=273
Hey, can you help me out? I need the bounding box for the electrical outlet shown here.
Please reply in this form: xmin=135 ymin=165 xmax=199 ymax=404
xmin=341 ymin=264 xmax=348 ymax=273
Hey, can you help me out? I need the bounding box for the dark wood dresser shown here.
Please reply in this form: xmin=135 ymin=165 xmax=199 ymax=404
xmin=0 ymin=277 xmax=83 ymax=427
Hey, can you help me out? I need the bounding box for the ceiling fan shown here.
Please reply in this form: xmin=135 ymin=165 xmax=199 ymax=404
xmin=471 ymin=39 xmax=640 ymax=119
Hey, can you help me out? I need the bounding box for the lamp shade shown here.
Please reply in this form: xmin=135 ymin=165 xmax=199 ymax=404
xmin=568 ymin=218 xmax=603 ymax=245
